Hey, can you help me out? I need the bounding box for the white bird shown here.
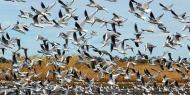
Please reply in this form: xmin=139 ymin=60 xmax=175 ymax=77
xmin=107 ymin=73 xmax=120 ymax=85
xmin=36 ymin=35 xmax=48 ymax=41
xmin=163 ymin=42 xmax=176 ymax=49
xmin=135 ymin=0 xmax=153 ymax=14
xmin=12 ymin=21 xmax=29 ymax=34
xmin=134 ymin=12 xmax=146 ymax=20
xmin=102 ymin=31 xmax=120 ymax=47
xmin=0 ymin=24 xmax=10 ymax=33
xmin=18 ymin=10 xmax=33 ymax=19
xmin=144 ymin=43 xmax=156 ymax=54
xmin=31 ymin=15 xmax=49 ymax=28
xmin=80 ymin=9 xmax=98 ymax=26
xmin=171 ymin=10 xmax=190 ymax=23
xmin=86 ymin=0 xmax=108 ymax=13
xmin=159 ymin=3 xmax=173 ymax=11
xmin=182 ymin=24 xmax=190 ymax=32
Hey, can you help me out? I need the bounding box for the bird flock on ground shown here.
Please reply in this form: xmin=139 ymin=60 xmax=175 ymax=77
xmin=1 ymin=0 xmax=190 ymax=94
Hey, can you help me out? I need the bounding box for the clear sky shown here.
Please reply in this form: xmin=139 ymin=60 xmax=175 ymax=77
xmin=0 ymin=0 xmax=190 ymax=59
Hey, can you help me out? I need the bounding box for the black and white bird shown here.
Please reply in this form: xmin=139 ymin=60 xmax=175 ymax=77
xmin=170 ymin=10 xmax=190 ymax=23
xmin=145 ymin=43 xmax=156 ymax=54
xmin=18 ymin=10 xmax=33 ymax=19
xmin=12 ymin=21 xmax=29 ymax=34
xmin=159 ymin=3 xmax=173 ymax=11
xmin=31 ymin=15 xmax=49 ymax=28
xmin=0 ymin=24 xmax=10 ymax=33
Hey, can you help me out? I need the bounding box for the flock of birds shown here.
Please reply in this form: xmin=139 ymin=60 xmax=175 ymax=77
xmin=1 ymin=0 xmax=190 ymax=94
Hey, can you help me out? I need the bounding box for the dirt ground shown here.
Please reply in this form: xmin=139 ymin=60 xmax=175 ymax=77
xmin=0 ymin=56 xmax=188 ymax=84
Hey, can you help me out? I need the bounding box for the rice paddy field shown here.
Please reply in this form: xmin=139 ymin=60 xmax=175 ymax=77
xmin=0 ymin=56 xmax=188 ymax=82
xmin=0 ymin=56 xmax=189 ymax=94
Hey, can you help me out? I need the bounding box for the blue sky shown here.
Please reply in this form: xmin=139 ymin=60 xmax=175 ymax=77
xmin=0 ymin=0 xmax=190 ymax=59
